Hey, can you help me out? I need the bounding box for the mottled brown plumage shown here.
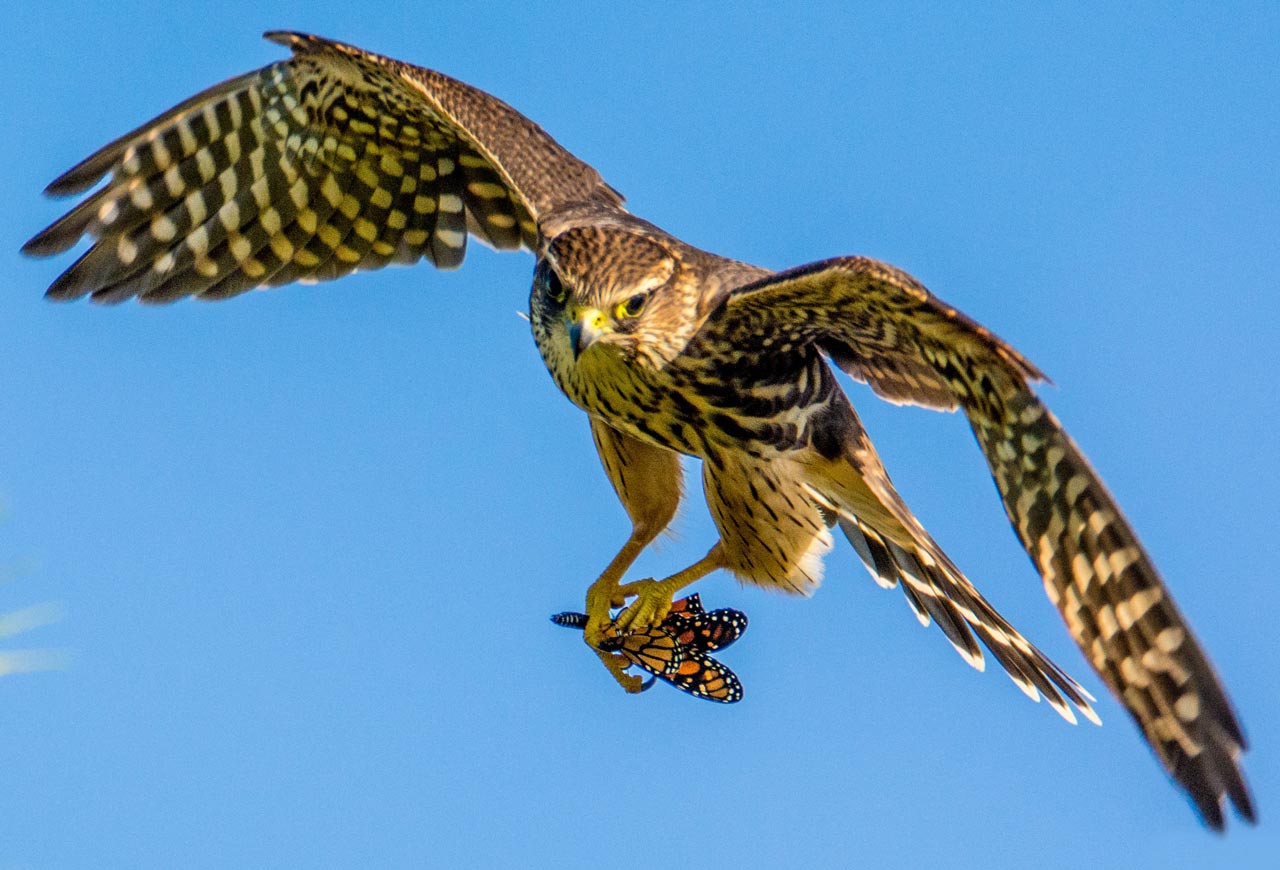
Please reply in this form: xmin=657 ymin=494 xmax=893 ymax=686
xmin=23 ymin=32 xmax=1252 ymax=829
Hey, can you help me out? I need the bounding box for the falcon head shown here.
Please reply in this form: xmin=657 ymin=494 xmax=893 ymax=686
xmin=529 ymin=226 xmax=697 ymax=370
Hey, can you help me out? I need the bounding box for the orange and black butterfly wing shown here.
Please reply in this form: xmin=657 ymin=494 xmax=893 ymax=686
xmin=663 ymin=607 xmax=748 ymax=653
xmin=551 ymin=611 xmax=683 ymax=676
xmin=662 ymin=594 xmax=706 ymax=647
xmin=551 ymin=605 xmax=740 ymax=698
xmin=666 ymin=594 xmax=706 ymax=617
xmin=659 ymin=649 xmax=744 ymax=703
xmin=693 ymin=609 xmax=748 ymax=652
xmin=611 ymin=627 xmax=684 ymax=677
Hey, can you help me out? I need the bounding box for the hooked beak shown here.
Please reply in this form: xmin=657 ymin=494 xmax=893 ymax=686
xmin=567 ymin=305 xmax=607 ymax=360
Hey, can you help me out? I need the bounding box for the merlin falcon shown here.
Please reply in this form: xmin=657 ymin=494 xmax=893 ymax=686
xmin=23 ymin=32 xmax=1253 ymax=829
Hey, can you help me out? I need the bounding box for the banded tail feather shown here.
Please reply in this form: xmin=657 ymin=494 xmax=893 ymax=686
xmin=834 ymin=512 xmax=1098 ymax=726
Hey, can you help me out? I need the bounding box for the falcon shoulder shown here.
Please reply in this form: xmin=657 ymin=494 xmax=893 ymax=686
xmin=23 ymin=31 xmax=623 ymax=303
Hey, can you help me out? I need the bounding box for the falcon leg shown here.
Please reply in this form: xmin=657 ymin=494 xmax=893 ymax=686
xmin=579 ymin=419 xmax=684 ymax=692
xmin=582 ymin=533 xmax=661 ymax=694
xmin=582 ymin=535 xmax=650 ymax=648
xmin=581 ymin=418 xmax=683 ymax=653
xmin=613 ymin=543 xmax=727 ymax=633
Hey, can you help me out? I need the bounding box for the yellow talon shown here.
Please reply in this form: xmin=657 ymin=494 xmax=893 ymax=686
xmin=579 ymin=545 xmax=725 ymax=694
xmin=583 ymin=578 xmax=626 ymax=649
xmin=614 ymin=576 xmax=679 ymax=633
xmin=593 ymin=648 xmax=645 ymax=693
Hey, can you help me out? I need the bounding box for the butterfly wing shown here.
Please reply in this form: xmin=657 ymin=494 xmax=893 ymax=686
xmin=610 ymin=627 xmax=684 ymax=677
xmin=663 ymin=607 xmax=748 ymax=653
xmin=552 ymin=601 xmax=744 ymax=697
xmin=659 ymin=649 xmax=744 ymax=703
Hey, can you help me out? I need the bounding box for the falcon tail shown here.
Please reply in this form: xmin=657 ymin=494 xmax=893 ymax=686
xmin=802 ymin=428 xmax=1101 ymax=728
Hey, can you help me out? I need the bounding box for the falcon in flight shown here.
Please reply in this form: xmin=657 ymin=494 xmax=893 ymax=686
xmin=23 ymin=32 xmax=1253 ymax=829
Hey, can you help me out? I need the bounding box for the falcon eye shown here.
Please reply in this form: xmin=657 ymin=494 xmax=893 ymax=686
xmin=617 ymin=293 xmax=648 ymax=319
xmin=545 ymin=269 xmax=568 ymax=305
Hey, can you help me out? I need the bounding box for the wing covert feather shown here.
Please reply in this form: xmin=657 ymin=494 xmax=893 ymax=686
xmin=710 ymin=256 xmax=1045 ymax=410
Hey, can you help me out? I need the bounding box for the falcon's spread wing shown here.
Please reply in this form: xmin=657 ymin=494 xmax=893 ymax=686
xmin=23 ymin=31 xmax=622 ymax=303
xmin=702 ymin=256 xmax=1252 ymax=828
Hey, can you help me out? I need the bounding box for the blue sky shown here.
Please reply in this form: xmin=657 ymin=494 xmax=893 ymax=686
xmin=3 ymin=2 xmax=1277 ymax=867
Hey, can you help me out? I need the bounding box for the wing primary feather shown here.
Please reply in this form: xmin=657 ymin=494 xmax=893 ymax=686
xmin=27 ymin=32 xmax=627 ymax=302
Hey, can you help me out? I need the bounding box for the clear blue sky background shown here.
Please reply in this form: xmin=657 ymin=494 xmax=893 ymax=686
xmin=2 ymin=3 xmax=1276 ymax=867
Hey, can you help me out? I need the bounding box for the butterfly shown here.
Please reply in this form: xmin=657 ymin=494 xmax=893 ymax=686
xmin=551 ymin=594 xmax=748 ymax=703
